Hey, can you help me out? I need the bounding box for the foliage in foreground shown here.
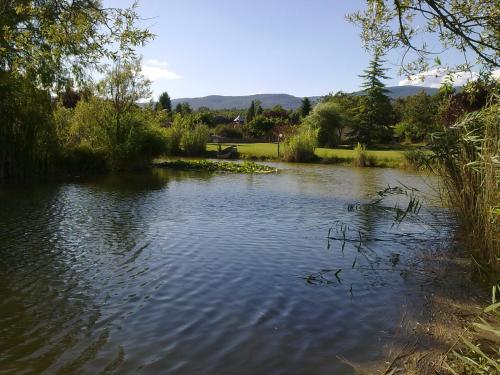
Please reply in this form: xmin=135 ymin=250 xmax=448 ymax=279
xmin=155 ymin=160 xmax=277 ymax=174
xmin=445 ymin=285 xmax=500 ymax=375
xmin=430 ymin=92 xmax=499 ymax=270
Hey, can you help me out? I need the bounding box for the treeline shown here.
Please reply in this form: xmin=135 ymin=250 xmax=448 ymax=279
xmin=0 ymin=1 xmax=217 ymax=178
xmin=1 ymin=1 xmax=155 ymax=179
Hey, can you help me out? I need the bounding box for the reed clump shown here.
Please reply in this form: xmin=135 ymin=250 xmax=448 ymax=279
xmin=352 ymin=142 xmax=376 ymax=167
xmin=282 ymin=126 xmax=317 ymax=162
xmin=430 ymin=96 xmax=499 ymax=271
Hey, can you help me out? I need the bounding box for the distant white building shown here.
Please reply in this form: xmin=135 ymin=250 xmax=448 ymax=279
xmin=233 ymin=115 xmax=244 ymax=124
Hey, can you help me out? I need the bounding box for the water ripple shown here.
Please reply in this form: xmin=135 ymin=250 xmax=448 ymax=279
xmin=0 ymin=167 xmax=451 ymax=374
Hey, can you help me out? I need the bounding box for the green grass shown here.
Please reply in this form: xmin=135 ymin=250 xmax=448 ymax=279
xmin=207 ymin=142 xmax=280 ymax=158
xmin=207 ymin=142 xmax=407 ymax=168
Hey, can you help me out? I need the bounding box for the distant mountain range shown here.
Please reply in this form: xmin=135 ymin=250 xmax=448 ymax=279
xmin=171 ymin=86 xmax=440 ymax=110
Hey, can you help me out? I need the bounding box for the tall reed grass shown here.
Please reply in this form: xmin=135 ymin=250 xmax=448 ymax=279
xmin=430 ymin=98 xmax=499 ymax=270
xmin=352 ymin=142 xmax=376 ymax=167
xmin=282 ymin=127 xmax=317 ymax=162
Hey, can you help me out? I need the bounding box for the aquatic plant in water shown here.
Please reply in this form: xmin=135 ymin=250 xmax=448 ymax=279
xmin=154 ymin=160 xmax=278 ymax=174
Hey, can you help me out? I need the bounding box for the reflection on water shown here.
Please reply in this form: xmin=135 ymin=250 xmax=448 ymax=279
xmin=0 ymin=165 xmax=451 ymax=374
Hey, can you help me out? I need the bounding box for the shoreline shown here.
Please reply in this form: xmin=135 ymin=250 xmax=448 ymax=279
xmin=347 ymin=244 xmax=495 ymax=374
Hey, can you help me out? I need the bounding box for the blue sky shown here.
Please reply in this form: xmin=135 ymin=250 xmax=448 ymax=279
xmin=105 ymin=0 xmax=483 ymax=99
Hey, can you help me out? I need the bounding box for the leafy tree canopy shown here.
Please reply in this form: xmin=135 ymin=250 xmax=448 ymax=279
xmin=348 ymin=0 xmax=500 ymax=75
xmin=303 ymin=101 xmax=344 ymax=147
xmin=1 ymin=0 xmax=153 ymax=88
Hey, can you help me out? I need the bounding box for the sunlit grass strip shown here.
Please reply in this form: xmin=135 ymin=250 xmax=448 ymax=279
xmin=154 ymin=159 xmax=277 ymax=174
xmin=207 ymin=143 xmax=407 ymax=167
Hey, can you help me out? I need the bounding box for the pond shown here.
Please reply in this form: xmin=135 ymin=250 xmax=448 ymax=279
xmin=0 ymin=164 xmax=453 ymax=374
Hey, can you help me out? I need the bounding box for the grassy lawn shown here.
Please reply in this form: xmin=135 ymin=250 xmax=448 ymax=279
xmin=207 ymin=142 xmax=407 ymax=167
xmin=207 ymin=142 xmax=281 ymax=158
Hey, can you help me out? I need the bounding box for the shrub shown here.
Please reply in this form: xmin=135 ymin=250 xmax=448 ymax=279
xmin=69 ymin=97 xmax=113 ymax=149
xmin=181 ymin=124 xmax=210 ymax=156
xmin=58 ymin=144 xmax=107 ymax=174
xmin=248 ymin=115 xmax=275 ymax=138
xmin=1 ymin=76 xmax=57 ymax=178
xmin=283 ymin=127 xmax=317 ymax=162
xmin=214 ymin=124 xmax=243 ymax=139
xmin=165 ymin=126 xmax=183 ymax=155
xmin=53 ymin=103 xmax=74 ymax=147
xmin=63 ymin=99 xmax=169 ymax=171
xmin=353 ymin=142 xmax=368 ymax=167
xmin=106 ymin=110 xmax=169 ymax=170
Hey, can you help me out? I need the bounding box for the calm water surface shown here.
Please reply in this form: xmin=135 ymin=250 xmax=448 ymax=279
xmin=0 ymin=164 xmax=452 ymax=374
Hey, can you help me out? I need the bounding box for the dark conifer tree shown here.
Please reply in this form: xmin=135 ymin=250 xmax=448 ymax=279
xmin=300 ymin=97 xmax=312 ymax=117
xmin=355 ymin=52 xmax=394 ymax=143
xmin=246 ymin=101 xmax=255 ymax=123
xmin=156 ymin=91 xmax=172 ymax=112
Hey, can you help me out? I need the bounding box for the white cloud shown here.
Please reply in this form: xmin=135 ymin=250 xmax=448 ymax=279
xmin=146 ymin=59 xmax=169 ymax=67
xmin=398 ymin=68 xmax=481 ymax=88
xmin=142 ymin=59 xmax=181 ymax=81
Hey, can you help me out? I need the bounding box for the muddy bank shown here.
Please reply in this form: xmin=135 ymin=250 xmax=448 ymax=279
xmin=349 ymin=245 xmax=493 ymax=374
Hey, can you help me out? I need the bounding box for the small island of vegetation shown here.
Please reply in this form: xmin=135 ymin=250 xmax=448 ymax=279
xmin=154 ymin=160 xmax=277 ymax=174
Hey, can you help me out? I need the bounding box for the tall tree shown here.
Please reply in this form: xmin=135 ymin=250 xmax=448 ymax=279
xmin=175 ymin=102 xmax=192 ymax=116
xmin=255 ymin=100 xmax=263 ymax=115
xmin=300 ymin=97 xmax=312 ymax=117
xmin=393 ymin=91 xmax=438 ymax=142
xmin=157 ymin=92 xmax=172 ymax=112
xmin=355 ymin=52 xmax=394 ymax=143
xmin=246 ymin=101 xmax=256 ymax=123
xmin=98 ymin=57 xmax=151 ymax=144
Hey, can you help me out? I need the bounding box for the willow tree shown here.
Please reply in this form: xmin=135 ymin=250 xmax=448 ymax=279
xmin=0 ymin=0 xmax=153 ymax=178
